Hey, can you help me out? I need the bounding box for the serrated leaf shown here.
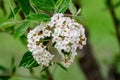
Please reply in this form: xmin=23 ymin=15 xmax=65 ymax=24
xmin=27 ymin=13 xmax=50 ymax=22
xmin=14 ymin=22 xmax=29 ymax=39
xmin=56 ymin=62 xmax=68 ymax=71
xmin=0 ymin=22 xmax=15 ymax=28
xmin=68 ymin=1 xmax=77 ymax=15
xmin=8 ymin=6 xmax=20 ymax=19
xmin=31 ymin=0 xmax=55 ymax=13
xmin=19 ymin=51 xmax=39 ymax=68
xmin=73 ymin=16 xmax=88 ymax=26
xmin=18 ymin=0 xmax=30 ymax=15
xmin=57 ymin=0 xmax=71 ymax=13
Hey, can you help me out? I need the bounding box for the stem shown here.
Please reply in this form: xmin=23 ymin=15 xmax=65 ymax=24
xmin=73 ymin=0 xmax=104 ymax=80
xmin=45 ymin=68 xmax=53 ymax=80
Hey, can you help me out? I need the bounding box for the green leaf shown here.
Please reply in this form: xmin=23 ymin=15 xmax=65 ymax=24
xmin=12 ymin=66 xmax=16 ymax=74
xmin=75 ymin=8 xmax=81 ymax=16
xmin=27 ymin=13 xmax=50 ymax=22
xmin=57 ymin=0 xmax=71 ymax=13
xmin=19 ymin=51 xmax=39 ymax=68
xmin=56 ymin=62 xmax=68 ymax=71
xmin=20 ymin=35 xmax=27 ymax=46
xmin=11 ymin=56 xmax=15 ymax=67
xmin=68 ymin=1 xmax=77 ymax=15
xmin=18 ymin=0 xmax=31 ymax=15
xmin=31 ymin=0 xmax=55 ymax=13
xmin=0 ymin=22 xmax=15 ymax=28
xmin=0 ymin=65 xmax=6 ymax=71
xmin=56 ymin=0 xmax=63 ymax=8
xmin=40 ymin=66 xmax=48 ymax=73
xmin=8 ymin=6 xmax=20 ymax=19
xmin=73 ymin=16 xmax=88 ymax=26
xmin=14 ymin=22 xmax=29 ymax=39
xmin=28 ymin=68 xmax=34 ymax=75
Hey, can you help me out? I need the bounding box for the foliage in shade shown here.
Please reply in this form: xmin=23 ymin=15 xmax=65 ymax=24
xmin=19 ymin=51 xmax=39 ymax=68
xmin=8 ymin=6 xmax=20 ymax=19
xmin=18 ymin=0 xmax=31 ymax=15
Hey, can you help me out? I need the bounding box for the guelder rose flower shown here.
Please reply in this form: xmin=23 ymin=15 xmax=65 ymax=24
xmin=27 ymin=13 xmax=87 ymax=68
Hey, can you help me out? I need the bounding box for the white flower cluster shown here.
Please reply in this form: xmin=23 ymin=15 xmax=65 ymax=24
xmin=27 ymin=23 xmax=54 ymax=66
xmin=27 ymin=13 xmax=86 ymax=67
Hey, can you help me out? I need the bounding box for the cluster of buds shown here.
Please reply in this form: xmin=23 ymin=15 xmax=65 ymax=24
xmin=27 ymin=13 xmax=87 ymax=67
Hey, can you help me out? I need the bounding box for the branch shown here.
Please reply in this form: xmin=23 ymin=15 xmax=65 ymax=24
xmin=107 ymin=0 xmax=120 ymax=45
xmin=45 ymin=68 xmax=53 ymax=80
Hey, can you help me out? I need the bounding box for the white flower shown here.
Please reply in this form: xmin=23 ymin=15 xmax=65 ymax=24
xmin=27 ymin=23 xmax=54 ymax=66
xmin=47 ymin=13 xmax=87 ymax=67
xmin=27 ymin=13 xmax=87 ymax=68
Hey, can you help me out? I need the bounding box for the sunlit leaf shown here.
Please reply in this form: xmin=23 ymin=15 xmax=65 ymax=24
xmin=68 ymin=1 xmax=77 ymax=15
xmin=0 ymin=22 xmax=15 ymax=28
xmin=56 ymin=0 xmax=63 ymax=8
xmin=19 ymin=51 xmax=39 ymax=68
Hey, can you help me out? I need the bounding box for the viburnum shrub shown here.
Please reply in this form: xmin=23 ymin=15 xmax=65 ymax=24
xmin=0 ymin=0 xmax=87 ymax=71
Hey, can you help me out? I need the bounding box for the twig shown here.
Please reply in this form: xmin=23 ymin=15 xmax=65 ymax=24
xmin=45 ymin=68 xmax=53 ymax=80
